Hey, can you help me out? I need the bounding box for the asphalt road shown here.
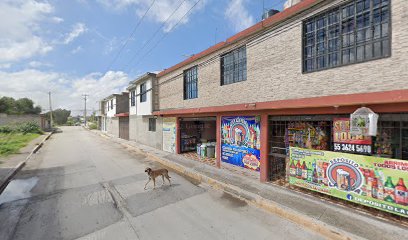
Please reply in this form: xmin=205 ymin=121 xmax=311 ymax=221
xmin=0 ymin=127 xmax=324 ymax=240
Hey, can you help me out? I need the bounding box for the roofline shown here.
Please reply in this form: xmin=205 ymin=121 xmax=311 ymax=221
xmin=157 ymin=0 xmax=323 ymax=78
xmin=127 ymin=72 xmax=157 ymax=90
xmin=101 ymin=92 xmax=128 ymax=102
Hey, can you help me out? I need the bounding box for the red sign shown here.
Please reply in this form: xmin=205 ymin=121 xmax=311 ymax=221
xmin=333 ymin=118 xmax=372 ymax=154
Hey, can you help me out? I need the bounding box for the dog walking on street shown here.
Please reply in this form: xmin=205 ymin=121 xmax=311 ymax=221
xmin=144 ymin=167 xmax=171 ymax=190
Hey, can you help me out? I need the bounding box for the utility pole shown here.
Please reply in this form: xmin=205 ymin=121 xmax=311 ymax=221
xmin=48 ymin=92 xmax=53 ymax=129
xmin=83 ymin=94 xmax=88 ymax=126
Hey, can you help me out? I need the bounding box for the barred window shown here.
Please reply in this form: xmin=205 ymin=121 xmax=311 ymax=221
xmin=149 ymin=118 xmax=156 ymax=132
xmin=184 ymin=66 xmax=198 ymax=100
xmin=140 ymin=83 xmax=147 ymax=103
xmin=221 ymin=46 xmax=247 ymax=85
xmin=303 ymin=0 xmax=390 ymax=73
xmin=130 ymin=90 xmax=135 ymax=106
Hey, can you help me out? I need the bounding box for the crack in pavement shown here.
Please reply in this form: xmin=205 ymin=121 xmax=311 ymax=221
xmin=101 ymin=182 xmax=141 ymax=240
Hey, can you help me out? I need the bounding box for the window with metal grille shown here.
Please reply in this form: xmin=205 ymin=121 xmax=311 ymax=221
xmin=303 ymin=0 xmax=390 ymax=73
xmin=130 ymin=90 xmax=136 ymax=106
xmin=140 ymin=83 xmax=147 ymax=103
xmin=221 ymin=46 xmax=247 ymax=85
xmin=149 ymin=118 xmax=156 ymax=132
xmin=183 ymin=66 xmax=198 ymax=100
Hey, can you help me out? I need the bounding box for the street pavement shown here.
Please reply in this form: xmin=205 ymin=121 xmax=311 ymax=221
xmin=0 ymin=126 xmax=324 ymax=240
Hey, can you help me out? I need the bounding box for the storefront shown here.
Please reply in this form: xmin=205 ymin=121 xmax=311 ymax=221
xmin=179 ymin=117 xmax=217 ymax=159
xmin=269 ymin=112 xmax=408 ymax=218
xmin=221 ymin=116 xmax=261 ymax=172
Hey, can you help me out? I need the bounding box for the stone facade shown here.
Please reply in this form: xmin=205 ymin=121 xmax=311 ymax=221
xmin=157 ymin=0 xmax=408 ymax=111
xmin=0 ymin=113 xmax=48 ymax=130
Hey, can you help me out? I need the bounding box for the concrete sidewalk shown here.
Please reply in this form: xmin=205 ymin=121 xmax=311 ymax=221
xmin=92 ymin=129 xmax=407 ymax=240
xmin=0 ymin=132 xmax=52 ymax=193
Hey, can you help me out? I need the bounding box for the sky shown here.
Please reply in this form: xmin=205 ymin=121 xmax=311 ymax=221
xmin=0 ymin=0 xmax=285 ymax=115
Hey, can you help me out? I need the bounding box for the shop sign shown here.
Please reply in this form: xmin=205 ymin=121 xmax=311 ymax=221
xmin=289 ymin=147 xmax=408 ymax=217
xmin=221 ymin=116 xmax=261 ymax=171
xmin=333 ymin=118 xmax=372 ymax=154
xmin=162 ymin=118 xmax=176 ymax=153
xmin=350 ymin=107 xmax=379 ymax=137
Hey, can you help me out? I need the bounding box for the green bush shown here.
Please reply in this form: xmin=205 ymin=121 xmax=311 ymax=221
xmin=0 ymin=125 xmax=13 ymax=133
xmin=17 ymin=122 xmax=43 ymax=134
xmin=89 ymin=122 xmax=97 ymax=130
xmin=0 ymin=122 xmax=43 ymax=135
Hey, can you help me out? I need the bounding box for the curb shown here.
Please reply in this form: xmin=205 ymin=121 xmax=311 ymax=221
xmin=0 ymin=131 xmax=54 ymax=194
xmin=93 ymin=131 xmax=360 ymax=240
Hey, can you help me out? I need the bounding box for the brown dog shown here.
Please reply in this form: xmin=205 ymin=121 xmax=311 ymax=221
xmin=144 ymin=167 xmax=171 ymax=190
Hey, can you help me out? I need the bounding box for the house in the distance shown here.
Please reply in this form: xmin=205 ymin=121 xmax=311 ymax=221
xmin=101 ymin=92 xmax=129 ymax=140
xmin=127 ymin=72 xmax=162 ymax=149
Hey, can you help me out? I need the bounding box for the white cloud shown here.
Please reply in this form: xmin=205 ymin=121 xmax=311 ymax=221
xmin=28 ymin=61 xmax=52 ymax=68
xmin=225 ymin=0 xmax=255 ymax=32
xmin=0 ymin=69 xmax=130 ymax=114
xmin=0 ymin=63 xmax=11 ymax=69
xmin=51 ymin=17 xmax=64 ymax=23
xmin=63 ymin=23 xmax=88 ymax=44
xmin=71 ymin=46 xmax=83 ymax=54
xmin=0 ymin=0 xmax=55 ymax=63
xmin=97 ymin=0 xmax=207 ymax=32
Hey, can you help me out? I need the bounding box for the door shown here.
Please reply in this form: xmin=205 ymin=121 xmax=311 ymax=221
xmin=119 ymin=117 xmax=129 ymax=140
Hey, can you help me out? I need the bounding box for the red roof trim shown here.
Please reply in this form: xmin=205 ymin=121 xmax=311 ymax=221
xmin=114 ymin=113 xmax=129 ymax=117
xmin=153 ymin=89 xmax=408 ymax=116
xmin=157 ymin=0 xmax=321 ymax=78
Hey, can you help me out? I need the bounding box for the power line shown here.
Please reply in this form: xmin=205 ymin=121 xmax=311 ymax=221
xmin=124 ymin=0 xmax=188 ymax=69
xmin=104 ymin=0 xmax=156 ymax=73
xmin=129 ymin=0 xmax=202 ymax=70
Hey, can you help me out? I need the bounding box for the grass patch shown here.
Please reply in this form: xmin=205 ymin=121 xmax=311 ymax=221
xmin=0 ymin=133 xmax=40 ymax=157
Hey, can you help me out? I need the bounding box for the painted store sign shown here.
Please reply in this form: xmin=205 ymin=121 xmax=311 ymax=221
xmin=333 ymin=118 xmax=372 ymax=154
xmin=221 ymin=116 xmax=261 ymax=171
xmin=289 ymin=147 xmax=408 ymax=217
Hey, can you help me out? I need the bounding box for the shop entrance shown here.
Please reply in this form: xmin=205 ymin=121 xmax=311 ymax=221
xmin=179 ymin=117 xmax=217 ymax=163
xmin=268 ymin=115 xmax=340 ymax=181
xmin=268 ymin=114 xmax=408 ymax=180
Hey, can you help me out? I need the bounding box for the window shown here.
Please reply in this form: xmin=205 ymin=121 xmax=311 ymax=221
xmin=130 ymin=90 xmax=136 ymax=106
xmin=149 ymin=118 xmax=156 ymax=132
xmin=184 ymin=66 xmax=198 ymax=100
xmin=303 ymin=0 xmax=390 ymax=73
xmin=221 ymin=46 xmax=247 ymax=85
xmin=110 ymin=99 xmax=113 ymax=110
xmin=140 ymin=83 xmax=147 ymax=103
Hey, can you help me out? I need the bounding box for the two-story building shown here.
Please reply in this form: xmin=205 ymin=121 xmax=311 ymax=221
xmin=154 ymin=0 xmax=408 ymax=218
xmin=101 ymin=92 xmax=129 ymax=140
xmin=127 ymin=72 xmax=163 ymax=149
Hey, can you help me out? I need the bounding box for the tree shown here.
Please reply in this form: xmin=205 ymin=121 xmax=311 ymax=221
xmin=0 ymin=97 xmax=17 ymax=114
xmin=0 ymin=96 xmax=42 ymax=114
xmin=45 ymin=109 xmax=71 ymax=125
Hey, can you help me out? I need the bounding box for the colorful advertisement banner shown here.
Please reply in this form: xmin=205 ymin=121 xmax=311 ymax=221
xmin=333 ymin=118 xmax=372 ymax=154
xmin=289 ymin=147 xmax=408 ymax=217
xmin=162 ymin=118 xmax=176 ymax=153
xmin=221 ymin=116 xmax=261 ymax=171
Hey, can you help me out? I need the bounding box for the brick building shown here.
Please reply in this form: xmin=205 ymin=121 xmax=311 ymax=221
xmin=154 ymin=0 xmax=408 ymax=217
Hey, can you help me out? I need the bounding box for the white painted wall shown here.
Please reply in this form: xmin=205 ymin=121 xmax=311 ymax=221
xmin=105 ymin=97 xmax=116 ymax=117
xmin=136 ymin=79 xmax=152 ymax=116
xmin=129 ymin=89 xmax=137 ymax=116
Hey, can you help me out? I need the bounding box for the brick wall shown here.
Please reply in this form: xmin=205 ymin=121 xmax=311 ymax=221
xmin=157 ymin=0 xmax=408 ymax=111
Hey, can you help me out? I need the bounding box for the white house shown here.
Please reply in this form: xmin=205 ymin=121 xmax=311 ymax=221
xmin=100 ymin=92 xmax=129 ymax=139
xmin=127 ymin=72 xmax=162 ymax=149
